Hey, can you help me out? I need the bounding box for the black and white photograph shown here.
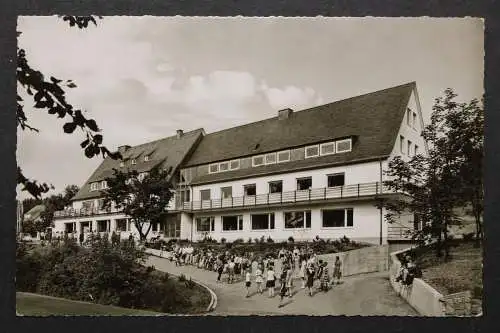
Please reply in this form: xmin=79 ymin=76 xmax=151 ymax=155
xmin=15 ymin=16 xmax=484 ymax=317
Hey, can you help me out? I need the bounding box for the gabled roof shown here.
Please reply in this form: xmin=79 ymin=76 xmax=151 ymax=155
xmin=72 ymin=128 xmax=204 ymax=201
xmin=185 ymin=82 xmax=415 ymax=184
xmin=24 ymin=204 xmax=45 ymax=222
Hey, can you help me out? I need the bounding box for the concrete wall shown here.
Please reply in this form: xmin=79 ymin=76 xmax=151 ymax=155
xmin=317 ymin=244 xmax=389 ymax=277
xmin=190 ymin=201 xmax=386 ymax=244
xmin=389 ymin=247 xmax=446 ymax=316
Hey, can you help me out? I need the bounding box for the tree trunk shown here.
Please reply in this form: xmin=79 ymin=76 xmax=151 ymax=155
xmin=473 ymin=204 xmax=483 ymax=248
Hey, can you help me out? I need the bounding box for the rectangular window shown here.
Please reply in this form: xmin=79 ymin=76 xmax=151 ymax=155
xmin=82 ymin=200 xmax=94 ymax=210
xmin=323 ymin=208 xmax=353 ymax=228
xmin=414 ymin=145 xmax=419 ymax=156
xmin=284 ymin=211 xmax=311 ymax=229
xmin=180 ymin=189 xmax=191 ymax=203
xmin=400 ymin=135 xmax=405 ymax=154
xmin=90 ymin=183 xmax=98 ymax=191
xmin=219 ymin=161 xmax=229 ymax=172
xmin=200 ymin=189 xmax=211 ymax=201
xmin=277 ymin=150 xmax=291 ymax=163
xmin=407 ymin=140 xmax=412 ymax=156
xmin=131 ymin=159 xmax=136 ymax=165
xmin=251 ymin=213 xmax=275 ymax=230
xmin=297 ymin=177 xmax=312 ymax=190
xmin=407 ymin=108 xmax=411 ymax=126
xmin=320 ymin=142 xmax=335 ymax=155
xmin=165 ymin=218 xmax=182 ymax=238
xmin=412 ymin=112 xmax=417 ymax=128
xmin=97 ymin=198 xmax=105 ymax=210
xmin=209 ymin=163 xmax=219 ymax=173
xmin=305 ymin=145 xmax=319 ymax=158
xmin=116 ymin=219 xmax=127 ymax=232
xmin=265 ymin=153 xmax=277 ymax=164
xmin=222 ymin=215 xmax=244 ymax=231
xmin=413 ymin=213 xmax=421 ymax=231
xmin=252 ymin=155 xmax=265 ymax=167
xmin=269 ymin=181 xmax=283 ymax=194
xmin=244 ymin=184 xmax=256 ymax=196
xmin=196 ymin=217 xmax=215 ymax=232
xmin=336 ymin=139 xmax=352 ymax=153
xmin=144 ymin=155 xmax=149 ymax=162
xmin=221 ymin=186 xmax=232 ymax=199
xmin=328 ymin=173 xmax=345 ymax=187
xmin=100 ymin=181 xmax=108 ymax=189
xmin=229 ymin=159 xmax=240 ymax=170
xmin=97 ymin=220 xmax=108 ymax=232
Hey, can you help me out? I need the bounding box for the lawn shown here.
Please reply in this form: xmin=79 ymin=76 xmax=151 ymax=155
xmin=413 ymin=241 xmax=483 ymax=315
xmin=16 ymin=292 xmax=162 ymax=316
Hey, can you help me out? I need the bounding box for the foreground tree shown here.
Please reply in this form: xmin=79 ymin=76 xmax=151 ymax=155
xmin=381 ymin=89 xmax=484 ymax=259
xmin=102 ymin=166 xmax=174 ymax=242
xmin=17 ymin=16 xmax=120 ymax=199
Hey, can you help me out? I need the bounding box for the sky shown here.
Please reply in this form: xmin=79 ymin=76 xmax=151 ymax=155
xmin=16 ymin=16 xmax=484 ymax=200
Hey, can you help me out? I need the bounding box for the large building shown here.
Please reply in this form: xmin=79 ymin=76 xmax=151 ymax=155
xmin=54 ymin=82 xmax=427 ymax=245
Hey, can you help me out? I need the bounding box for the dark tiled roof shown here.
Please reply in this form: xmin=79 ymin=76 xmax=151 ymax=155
xmin=186 ymin=82 xmax=415 ymax=184
xmin=72 ymin=128 xmax=204 ymax=201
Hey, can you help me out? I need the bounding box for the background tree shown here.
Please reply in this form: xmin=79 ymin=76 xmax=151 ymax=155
xmin=17 ymin=16 xmax=120 ymax=199
xmin=102 ymin=166 xmax=174 ymax=242
xmin=381 ymin=88 xmax=484 ymax=259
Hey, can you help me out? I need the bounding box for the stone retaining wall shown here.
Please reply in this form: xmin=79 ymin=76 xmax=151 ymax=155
xmin=318 ymin=245 xmax=389 ymax=277
xmin=389 ymin=247 xmax=473 ymax=317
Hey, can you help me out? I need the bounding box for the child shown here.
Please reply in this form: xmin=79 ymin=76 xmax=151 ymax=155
xmin=316 ymin=260 xmax=324 ymax=290
xmin=299 ymin=258 xmax=306 ymax=289
xmin=286 ymin=264 xmax=294 ymax=298
xmin=306 ymin=262 xmax=315 ymax=296
xmin=266 ymin=265 xmax=276 ymax=298
xmin=332 ymin=256 xmax=342 ymax=285
xmin=320 ymin=262 xmax=330 ymax=291
xmin=278 ymin=265 xmax=289 ymax=307
xmin=255 ymin=265 xmax=264 ymax=294
xmin=245 ymin=268 xmax=252 ymax=297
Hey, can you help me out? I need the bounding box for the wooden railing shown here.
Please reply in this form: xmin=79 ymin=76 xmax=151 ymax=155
xmin=54 ymin=206 xmax=123 ymax=219
xmin=182 ymin=182 xmax=391 ymax=211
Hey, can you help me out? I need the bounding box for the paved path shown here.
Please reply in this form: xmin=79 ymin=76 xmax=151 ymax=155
xmin=146 ymin=255 xmax=417 ymax=316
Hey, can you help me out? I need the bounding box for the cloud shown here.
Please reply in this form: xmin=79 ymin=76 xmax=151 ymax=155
xmin=261 ymin=84 xmax=324 ymax=110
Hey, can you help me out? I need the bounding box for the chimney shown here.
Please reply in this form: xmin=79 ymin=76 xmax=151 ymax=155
xmin=278 ymin=108 xmax=293 ymax=120
xmin=117 ymin=145 xmax=131 ymax=154
xmin=176 ymin=129 xmax=184 ymax=138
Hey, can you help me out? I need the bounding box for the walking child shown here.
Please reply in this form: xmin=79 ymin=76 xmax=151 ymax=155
xmin=332 ymin=256 xmax=342 ymax=285
xmin=306 ymin=262 xmax=315 ymax=296
xmin=266 ymin=264 xmax=276 ymax=298
xmin=320 ymin=262 xmax=330 ymax=291
xmin=255 ymin=265 xmax=264 ymax=294
xmin=245 ymin=268 xmax=252 ymax=297
xmin=278 ymin=265 xmax=289 ymax=307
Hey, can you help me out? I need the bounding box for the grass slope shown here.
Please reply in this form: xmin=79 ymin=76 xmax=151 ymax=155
xmin=17 ymin=292 xmax=162 ymax=316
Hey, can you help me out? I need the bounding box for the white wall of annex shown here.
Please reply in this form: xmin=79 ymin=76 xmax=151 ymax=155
xmin=191 ymin=161 xmax=383 ymax=201
xmin=190 ymin=201 xmax=384 ymax=244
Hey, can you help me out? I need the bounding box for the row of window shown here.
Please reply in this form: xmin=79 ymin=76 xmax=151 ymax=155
xmin=195 ymin=208 xmax=354 ymax=232
xmin=90 ymin=180 xmax=108 ymax=192
xmin=119 ymin=154 xmax=151 ymax=168
xmin=208 ymin=138 xmax=353 ymax=174
xmin=199 ymin=173 xmax=345 ymax=201
xmin=406 ymin=108 xmax=418 ymax=130
xmin=399 ymin=135 xmax=419 ymax=157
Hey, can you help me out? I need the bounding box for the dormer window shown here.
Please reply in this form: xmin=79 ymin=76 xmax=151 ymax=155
xmin=90 ymin=183 xmax=98 ymax=191
xmin=219 ymin=161 xmax=229 ymax=172
xmin=209 ymin=163 xmax=219 ymax=174
xmin=131 ymin=159 xmax=136 ymax=165
xmin=320 ymin=142 xmax=335 ymax=156
xmin=265 ymin=153 xmax=277 ymax=164
xmin=144 ymin=155 xmax=149 ymax=162
xmin=277 ymin=150 xmax=290 ymax=163
xmin=336 ymin=139 xmax=352 ymax=153
xmin=252 ymin=155 xmax=265 ymax=167
xmin=229 ymin=160 xmax=240 ymax=170
xmin=101 ymin=180 xmax=108 ymax=189
xmin=305 ymin=145 xmax=319 ymax=158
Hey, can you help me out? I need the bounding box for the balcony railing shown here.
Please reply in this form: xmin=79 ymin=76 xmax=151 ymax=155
xmin=182 ymin=181 xmax=393 ymax=211
xmin=54 ymin=206 xmax=123 ymax=219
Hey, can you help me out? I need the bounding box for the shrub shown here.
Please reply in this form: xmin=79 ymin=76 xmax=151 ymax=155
xmin=288 ymin=236 xmax=294 ymax=243
xmin=254 ymin=238 xmax=260 ymax=244
xmin=178 ymin=274 xmax=187 ymax=282
xmin=220 ymin=237 xmax=226 ymax=244
xmin=185 ymin=278 xmax=196 ymax=289
xmin=247 ymin=237 xmax=252 ymax=244
xmin=233 ymin=238 xmax=244 ymax=244
xmin=266 ymin=236 xmax=274 ymax=243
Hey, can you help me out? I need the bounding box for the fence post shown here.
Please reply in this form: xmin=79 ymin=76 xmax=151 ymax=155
xmin=324 ymin=187 xmax=326 ymax=200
